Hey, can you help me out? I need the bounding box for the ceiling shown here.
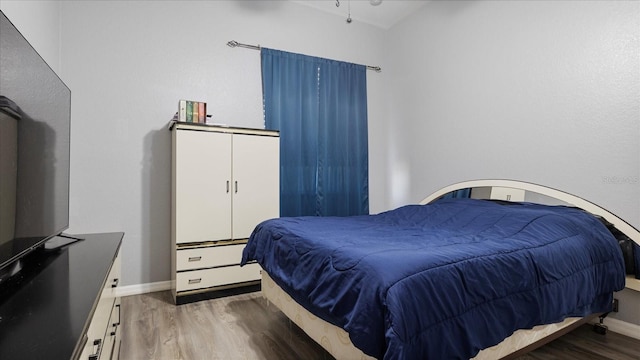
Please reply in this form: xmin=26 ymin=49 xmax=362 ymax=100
xmin=290 ymin=0 xmax=429 ymax=29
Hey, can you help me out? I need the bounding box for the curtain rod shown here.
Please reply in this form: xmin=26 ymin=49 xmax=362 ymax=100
xmin=226 ymin=40 xmax=381 ymax=73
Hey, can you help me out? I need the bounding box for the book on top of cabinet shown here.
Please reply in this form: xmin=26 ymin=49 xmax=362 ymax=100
xmin=178 ymin=99 xmax=207 ymax=123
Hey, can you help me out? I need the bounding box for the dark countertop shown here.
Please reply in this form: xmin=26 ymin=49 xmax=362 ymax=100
xmin=0 ymin=232 xmax=123 ymax=360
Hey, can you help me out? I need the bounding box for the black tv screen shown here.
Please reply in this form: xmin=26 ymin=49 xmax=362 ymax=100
xmin=0 ymin=11 xmax=71 ymax=273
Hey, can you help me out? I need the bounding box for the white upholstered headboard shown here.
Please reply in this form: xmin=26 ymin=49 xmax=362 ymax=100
xmin=420 ymin=179 xmax=639 ymax=245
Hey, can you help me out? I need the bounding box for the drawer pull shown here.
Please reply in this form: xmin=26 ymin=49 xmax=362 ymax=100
xmin=110 ymin=318 xmax=119 ymax=336
xmin=111 ymin=278 xmax=119 ymax=288
xmin=188 ymin=256 xmax=202 ymax=262
xmin=188 ymin=278 xmax=202 ymax=284
xmin=115 ymin=304 xmax=121 ymax=325
xmin=88 ymin=338 xmax=102 ymax=360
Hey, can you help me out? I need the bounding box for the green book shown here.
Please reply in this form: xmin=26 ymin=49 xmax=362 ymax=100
xmin=186 ymin=101 xmax=193 ymax=122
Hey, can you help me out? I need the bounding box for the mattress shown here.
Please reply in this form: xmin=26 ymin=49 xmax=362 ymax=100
xmin=241 ymin=198 xmax=626 ymax=359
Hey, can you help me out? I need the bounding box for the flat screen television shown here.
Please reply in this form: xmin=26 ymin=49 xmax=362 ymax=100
xmin=0 ymin=10 xmax=71 ymax=279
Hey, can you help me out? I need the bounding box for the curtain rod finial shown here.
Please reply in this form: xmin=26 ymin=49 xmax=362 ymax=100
xmin=227 ymin=40 xmax=239 ymax=48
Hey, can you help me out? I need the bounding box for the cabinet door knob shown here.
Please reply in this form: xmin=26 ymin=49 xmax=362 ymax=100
xmin=235 ymin=181 xmax=238 ymax=193
xmin=188 ymin=256 xmax=202 ymax=262
xmin=226 ymin=180 xmax=230 ymax=193
xmin=188 ymin=278 xmax=202 ymax=284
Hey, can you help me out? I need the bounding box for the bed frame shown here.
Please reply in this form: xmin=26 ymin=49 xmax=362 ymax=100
xmin=261 ymin=179 xmax=640 ymax=359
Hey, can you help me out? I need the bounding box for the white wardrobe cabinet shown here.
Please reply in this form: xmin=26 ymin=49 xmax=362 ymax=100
xmin=170 ymin=122 xmax=279 ymax=304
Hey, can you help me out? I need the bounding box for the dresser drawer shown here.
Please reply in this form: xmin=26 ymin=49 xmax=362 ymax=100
xmin=176 ymin=263 xmax=261 ymax=292
xmin=102 ymin=250 xmax=121 ymax=302
xmin=79 ymin=247 xmax=121 ymax=360
xmin=103 ymin=299 xmax=121 ymax=360
xmin=176 ymin=244 xmax=246 ymax=271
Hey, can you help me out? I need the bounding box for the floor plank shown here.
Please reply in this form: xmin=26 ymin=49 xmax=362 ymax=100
xmin=121 ymin=291 xmax=640 ymax=360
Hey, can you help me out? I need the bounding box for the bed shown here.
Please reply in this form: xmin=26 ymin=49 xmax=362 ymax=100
xmin=241 ymin=179 xmax=640 ymax=359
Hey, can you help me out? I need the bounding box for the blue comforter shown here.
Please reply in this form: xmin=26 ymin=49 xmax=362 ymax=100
xmin=241 ymin=198 xmax=625 ymax=359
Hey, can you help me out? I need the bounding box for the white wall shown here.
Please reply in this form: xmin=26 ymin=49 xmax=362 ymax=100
xmin=386 ymin=0 xmax=640 ymax=324
xmin=386 ymin=0 xmax=639 ymax=225
xmin=0 ymin=0 xmax=62 ymax=73
xmin=58 ymin=0 xmax=388 ymax=287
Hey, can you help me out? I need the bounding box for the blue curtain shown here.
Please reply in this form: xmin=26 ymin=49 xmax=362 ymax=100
xmin=261 ymin=48 xmax=369 ymax=217
xmin=441 ymin=188 xmax=472 ymax=200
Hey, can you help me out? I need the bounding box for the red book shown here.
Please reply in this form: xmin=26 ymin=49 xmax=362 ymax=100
xmin=198 ymin=102 xmax=206 ymax=123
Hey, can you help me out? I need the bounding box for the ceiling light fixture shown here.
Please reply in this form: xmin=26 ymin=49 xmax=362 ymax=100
xmin=337 ymin=0 xmax=381 ymax=24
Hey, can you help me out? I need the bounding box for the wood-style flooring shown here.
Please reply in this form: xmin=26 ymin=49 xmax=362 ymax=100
xmin=120 ymin=290 xmax=640 ymax=360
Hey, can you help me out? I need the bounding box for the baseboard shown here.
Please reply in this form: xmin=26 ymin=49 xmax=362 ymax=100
xmin=116 ymin=280 xmax=171 ymax=297
xmin=608 ymin=318 xmax=640 ymax=340
xmin=591 ymin=317 xmax=640 ymax=340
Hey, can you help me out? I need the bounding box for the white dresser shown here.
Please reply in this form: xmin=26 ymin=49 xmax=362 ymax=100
xmin=0 ymin=232 xmax=124 ymax=360
xmin=78 ymin=245 xmax=122 ymax=360
xmin=170 ymin=122 xmax=279 ymax=304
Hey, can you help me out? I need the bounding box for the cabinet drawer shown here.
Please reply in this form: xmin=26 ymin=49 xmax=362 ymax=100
xmin=176 ymin=244 xmax=246 ymax=271
xmin=176 ymin=263 xmax=261 ymax=292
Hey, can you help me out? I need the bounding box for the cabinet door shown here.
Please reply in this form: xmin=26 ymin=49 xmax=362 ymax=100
xmin=231 ymin=134 xmax=279 ymax=239
xmin=174 ymin=130 xmax=232 ymax=243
